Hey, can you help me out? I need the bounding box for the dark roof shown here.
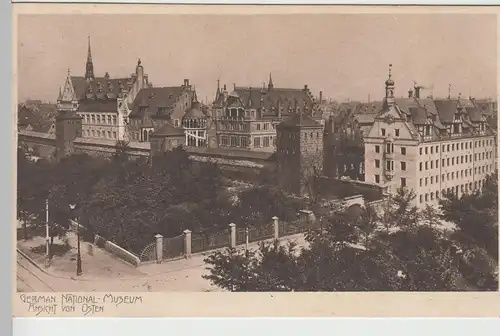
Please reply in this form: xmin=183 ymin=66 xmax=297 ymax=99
xmin=215 ymin=86 xmax=320 ymax=118
xmin=129 ymin=87 xmax=187 ymax=118
xmin=465 ymin=106 xmax=483 ymax=122
xmin=151 ymin=123 xmax=185 ymax=137
xmin=184 ymin=102 xmax=206 ymax=119
xmin=433 ymin=99 xmax=458 ymax=123
xmin=278 ymin=113 xmax=322 ymax=128
xmin=409 ymin=106 xmax=427 ymax=125
xmin=77 ymin=99 xmax=117 ymax=113
xmin=71 ymin=76 xmax=131 ymax=100
xmin=32 ymin=121 xmax=55 ymax=133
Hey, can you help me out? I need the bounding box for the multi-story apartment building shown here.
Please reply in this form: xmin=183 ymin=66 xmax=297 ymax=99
xmin=364 ymin=65 xmax=496 ymax=208
xmin=212 ymin=74 xmax=324 ymax=153
xmin=57 ymin=37 xmax=152 ymax=141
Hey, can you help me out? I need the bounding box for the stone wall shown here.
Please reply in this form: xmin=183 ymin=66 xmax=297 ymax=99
xmin=315 ymin=176 xmax=387 ymax=202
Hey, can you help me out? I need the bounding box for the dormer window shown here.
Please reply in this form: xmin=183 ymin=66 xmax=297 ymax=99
xmin=454 ymin=113 xmax=460 ymax=121
xmin=425 ymin=125 xmax=431 ymax=136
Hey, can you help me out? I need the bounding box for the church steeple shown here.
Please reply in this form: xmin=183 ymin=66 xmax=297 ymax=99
xmin=85 ymin=35 xmax=95 ymax=81
xmin=268 ymin=72 xmax=274 ymax=90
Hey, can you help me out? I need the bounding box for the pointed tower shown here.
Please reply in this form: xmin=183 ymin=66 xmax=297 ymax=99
xmin=215 ymin=79 xmax=221 ymax=102
xmin=85 ymin=35 xmax=95 ymax=81
xmin=384 ymin=64 xmax=395 ymax=108
xmin=268 ymin=73 xmax=274 ymax=90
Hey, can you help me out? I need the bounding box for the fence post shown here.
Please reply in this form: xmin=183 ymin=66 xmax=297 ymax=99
xmin=183 ymin=229 xmax=192 ymax=259
xmin=229 ymin=223 xmax=236 ymax=248
xmin=272 ymin=216 xmax=279 ymax=239
xmin=155 ymin=234 xmax=163 ymax=264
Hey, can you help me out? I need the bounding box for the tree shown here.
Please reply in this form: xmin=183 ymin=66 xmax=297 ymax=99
xmin=439 ymin=172 xmax=498 ymax=262
xmin=203 ymin=193 xmax=492 ymax=291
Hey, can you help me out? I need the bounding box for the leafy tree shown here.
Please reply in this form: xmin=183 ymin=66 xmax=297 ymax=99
xmin=204 ymin=191 xmax=493 ymax=291
xmin=439 ymin=172 xmax=498 ymax=261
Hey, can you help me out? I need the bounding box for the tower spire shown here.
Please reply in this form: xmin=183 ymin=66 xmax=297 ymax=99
xmin=268 ymin=72 xmax=274 ymax=90
xmin=448 ymin=84 xmax=451 ymax=99
xmin=85 ymin=34 xmax=95 ymax=81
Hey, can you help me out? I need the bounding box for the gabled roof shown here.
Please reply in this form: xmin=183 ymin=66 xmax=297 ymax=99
xmin=70 ymin=76 xmax=131 ymax=100
xmin=278 ymin=113 xmax=322 ymax=128
xmin=215 ymin=85 xmax=320 ymax=118
xmin=129 ymin=87 xmax=189 ymax=118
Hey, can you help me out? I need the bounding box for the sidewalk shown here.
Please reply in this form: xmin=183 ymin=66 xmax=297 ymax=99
xmin=17 ymin=233 xmax=309 ymax=292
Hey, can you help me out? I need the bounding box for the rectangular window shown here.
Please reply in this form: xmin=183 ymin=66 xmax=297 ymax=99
xmin=447 ymin=144 xmax=450 ymax=151
xmin=419 ymin=162 xmax=423 ymax=171
xmin=425 ymin=147 xmax=428 ymax=155
xmin=430 ymin=146 xmax=434 ymax=154
xmin=430 ymin=176 xmax=434 ymax=184
xmin=401 ymin=161 xmax=406 ymax=171
xmin=442 ymin=174 xmax=444 ymax=181
xmin=420 ymin=195 xmax=423 ymax=203
xmin=386 ymin=160 xmax=391 ymax=170
xmin=442 ymin=145 xmax=445 ymax=152
xmin=256 ymin=124 xmax=261 ymax=131
xmin=401 ymin=147 xmax=406 ymax=155
xmin=430 ymin=161 xmax=433 ymax=169
xmin=436 ymin=159 xmax=439 ymax=168
xmin=375 ymin=159 xmax=380 ymax=168
xmin=436 ymin=145 xmax=439 ymax=153
xmin=401 ymin=177 xmax=406 ymax=188
xmin=241 ymin=137 xmax=248 ymax=147
xmin=230 ymin=136 xmax=237 ymax=147
xmin=253 ymin=137 xmax=261 ymax=147
xmin=375 ymin=175 xmax=380 ymax=183
xmin=221 ymin=136 xmax=228 ymax=146
xmin=420 ymin=178 xmax=423 ymax=187
xmin=419 ymin=148 xmax=423 ymax=155
xmin=381 ymin=128 xmax=386 ymax=136
xmin=375 ymin=145 xmax=380 ymax=153
xmin=425 ymin=162 xmax=428 ymax=170
xmin=395 ymin=129 xmax=400 ymax=137
xmin=263 ymin=137 xmax=270 ymax=147
xmin=442 ymin=159 xmax=445 ymax=166
xmin=425 ymin=177 xmax=428 ymax=186
xmin=264 ymin=123 xmax=268 ymax=130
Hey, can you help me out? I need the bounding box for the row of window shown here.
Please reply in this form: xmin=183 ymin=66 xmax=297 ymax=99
xmin=84 ymin=129 xmax=117 ymax=139
xmin=419 ymin=152 xmax=493 ymax=171
xmin=255 ymin=123 xmax=274 ymax=131
xmin=82 ymin=113 xmax=117 ymax=125
xmin=374 ymin=159 xmax=404 ymax=171
xmin=419 ymin=138 xmax=494 ymax=155
xmin=220 ymin=135 xmax=249 ymax=148
xmin=419 ymin=165 xmax=492 ymax=187
xmin=418 ymin=180 xmax=486 ymax=203
xmin=374 ymin=144 xmax=405 ymax=155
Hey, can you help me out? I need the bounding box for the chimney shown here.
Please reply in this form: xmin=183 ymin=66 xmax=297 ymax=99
xmin=319 ymin=91 xmax=323 ymax=104
xmin=304 ymin=84 xmax=308 ymax=91
xmin=184 ymin=79 xmax=190 ymax=87
xmin=408 ymin=89 xmax=413 ymax=98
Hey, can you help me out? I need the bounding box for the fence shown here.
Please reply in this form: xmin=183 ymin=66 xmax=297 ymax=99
xmin=137 ymin=211 xmax=319 ymax=264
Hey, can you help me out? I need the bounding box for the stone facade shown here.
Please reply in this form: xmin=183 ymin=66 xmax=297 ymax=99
xmin=364 ymin=64 xmax=497 ymax=208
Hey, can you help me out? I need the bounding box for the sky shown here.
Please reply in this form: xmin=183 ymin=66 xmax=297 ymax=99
xmin=17 ymin=13 xmax=497 ymax=104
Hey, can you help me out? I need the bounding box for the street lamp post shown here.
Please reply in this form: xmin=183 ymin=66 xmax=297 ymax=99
xmin=44 ymin=198 xmax=50 ymax=268
xmin=69 ymin=204 xmax=82 ymax=276
xmin=245 ymin=227 xmax=249 ymax=251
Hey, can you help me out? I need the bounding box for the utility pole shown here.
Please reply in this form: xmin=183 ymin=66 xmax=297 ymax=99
xmin=45 ymin=198 xmax=50 ymax=268
xmin=245 ymin=227 xmax=249 ymax=251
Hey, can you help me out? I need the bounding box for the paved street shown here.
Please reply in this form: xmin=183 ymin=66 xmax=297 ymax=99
xmin=16 ymin=233 xmax=308 ymax=292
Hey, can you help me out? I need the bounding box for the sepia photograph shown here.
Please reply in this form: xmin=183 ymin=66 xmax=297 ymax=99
xmin=15 ymin=6 xmax=498 ymax=299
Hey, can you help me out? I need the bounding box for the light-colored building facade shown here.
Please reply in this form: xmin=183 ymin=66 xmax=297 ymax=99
xmin=212 ymin=75 xmax=324 ymax=153
xmin=57 ymin=37 xmax=151 ymax=141
xmin=364 ymin=65 xmax=496 ymax=208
